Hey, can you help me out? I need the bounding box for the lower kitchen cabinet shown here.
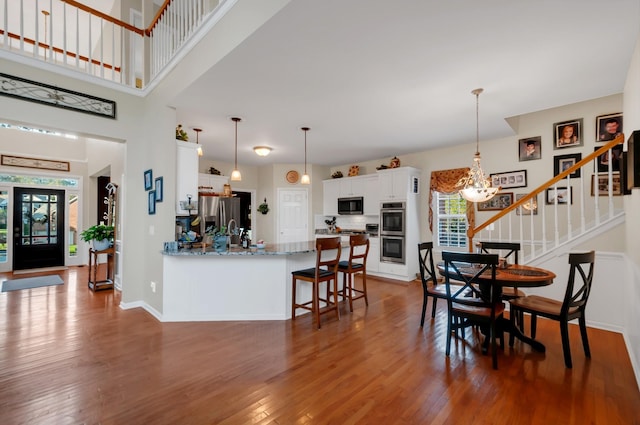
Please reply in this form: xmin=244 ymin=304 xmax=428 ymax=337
xmin=367 ymin=237 xmax=379 ymax=272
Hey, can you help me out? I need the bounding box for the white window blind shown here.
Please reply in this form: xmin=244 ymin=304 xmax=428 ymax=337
xmin=436 ymin=192 xmax=467 ymax=248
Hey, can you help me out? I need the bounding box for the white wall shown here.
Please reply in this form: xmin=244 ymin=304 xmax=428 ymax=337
xmin=623 ymin=33 xmax=640 ymax=387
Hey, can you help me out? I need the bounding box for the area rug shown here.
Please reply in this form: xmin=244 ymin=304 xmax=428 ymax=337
xmin=1 ymin=275 xmax=64 ymax=292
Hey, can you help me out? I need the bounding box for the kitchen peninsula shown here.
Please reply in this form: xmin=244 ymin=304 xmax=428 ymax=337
xmin=161 ymin=242 xmax=328 ymax=322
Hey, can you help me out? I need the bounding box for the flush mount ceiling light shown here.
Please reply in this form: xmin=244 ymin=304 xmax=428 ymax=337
xmin=193 ymin=127 xmax=203 ymax=157
xmin=253 ymin=146 xmax=272 ymax=157
xmin=230 ymin=117 xmax=242 ymax=181
xmin=300 ymin=127 xmax=310 ymax=185
xmin=457 ymin=88 xmax=499 ymax=202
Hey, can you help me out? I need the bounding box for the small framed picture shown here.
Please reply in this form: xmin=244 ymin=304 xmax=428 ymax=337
xmin=554 ymin=153 xmax=582 ymax=178
xmin=477 ymin=192 xmax=514 ymax=211
xmin=594 ymin=145 xmax=623 ymax=172
xmin=154 ymin=176 xmax=164 ymax=202
xmin=546 ymin=187 xmax=572 ymax=205
xmin=515 ymin=194 xmax=538 ymax=215
xmin=591 ymin=172 xmax=622 ymax=196
xmin=144 ymin=169 xmax=153 ymax=191
xmin=519 ymin=136 xmax=542 ymax=161
xmin=554 ymin=118 xmax=583 ymax=149
xmin=596 ymin=113 xmax=623 ymax=142
xmin=490 ymin=170 xmax=527 ymax=189
xmin=148 ymin=190 xmax=156 ymax=214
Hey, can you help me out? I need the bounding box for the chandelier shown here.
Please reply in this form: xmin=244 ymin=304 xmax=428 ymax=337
xmin=457 ymin=88 xmax=499 ymax=202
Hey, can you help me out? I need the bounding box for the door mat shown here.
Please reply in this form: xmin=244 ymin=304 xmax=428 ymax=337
xmin=1 ymin=275 xmax=64 ymax=292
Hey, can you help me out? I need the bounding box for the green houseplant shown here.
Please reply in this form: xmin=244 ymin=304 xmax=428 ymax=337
xmin=80 ymin=224 xmax=114 ymax=251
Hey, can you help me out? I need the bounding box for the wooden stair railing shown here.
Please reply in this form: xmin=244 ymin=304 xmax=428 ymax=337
xmin=467 ymin=133 xmax=625 ymax=251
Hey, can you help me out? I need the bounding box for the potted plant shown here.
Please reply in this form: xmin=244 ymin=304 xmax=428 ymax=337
xmin=80 ymin=224 xmax=114 ymax=251
xmin=258 ymin=198 xmax=269 ymax=215
xmin=206 ymin=225 xmax=227 ymax=252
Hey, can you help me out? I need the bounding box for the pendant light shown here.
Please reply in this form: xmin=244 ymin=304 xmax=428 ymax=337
xmin=230 ymin=117 xmax=242 ymax=181
xmin=457 ymin=88 xmax=499 ymax=202
xmin=300 ymin=127 xmax=310 ymax=185
xmin=193 ymin=128 xmax=203 ymax=157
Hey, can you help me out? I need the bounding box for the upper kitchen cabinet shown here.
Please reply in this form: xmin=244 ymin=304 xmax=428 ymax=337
xmin=323 ymin=174 xmax=380 ymax=215
xmin=377 ymin=167 xmax=420 ymax=201
xmin=176 ymin=141 xmax=199 ymax=215
xmin=198 ymin=173 xmax=229 ymax=193
xmin=362 ymin=175 xmax=379 ymax=215
xmin=323 ymin=179 xmax=340 ymax=215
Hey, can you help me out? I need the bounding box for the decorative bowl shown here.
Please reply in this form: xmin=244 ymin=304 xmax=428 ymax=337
xmin=256 ymin=243 xmax=266 ymax=249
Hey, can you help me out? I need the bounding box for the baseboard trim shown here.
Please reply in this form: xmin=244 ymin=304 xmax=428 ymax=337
xmin=13 ymin=266 xmax=69 ymax=275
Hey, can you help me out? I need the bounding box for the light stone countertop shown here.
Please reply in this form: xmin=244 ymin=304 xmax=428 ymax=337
xmin=162 ymin=240 xmax=324 ymax=256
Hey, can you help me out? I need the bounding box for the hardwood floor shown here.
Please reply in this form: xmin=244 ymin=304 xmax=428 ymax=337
xmin=0 ymin=266 xmax=638 ymax=424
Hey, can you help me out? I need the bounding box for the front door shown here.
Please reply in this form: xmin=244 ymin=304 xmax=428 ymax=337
xmin=13 ymin=188 xmax=65 ymax=270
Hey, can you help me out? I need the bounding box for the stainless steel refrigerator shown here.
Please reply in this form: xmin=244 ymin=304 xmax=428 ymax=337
xmin=198 ymin=194 xmax=242 ymax=243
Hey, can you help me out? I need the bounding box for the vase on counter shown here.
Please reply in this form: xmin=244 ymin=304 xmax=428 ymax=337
xmin=214 ymin=235 xmax=228 ymax=252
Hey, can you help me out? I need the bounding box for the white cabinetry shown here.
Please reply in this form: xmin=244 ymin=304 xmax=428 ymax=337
xmin=363 ymin=176 xmax=379 ymax=215
xmin=323 ymin=179 xmax=340 ymax=215
xmin=176 ymin=141 xmax=199 ymax=215
xmin=378 ymin=167 xmax=419 ymax=201
xmin=198 ymin=174 xmax=229 ymax=193
xmin=339 ymin=177 xmax=365 ymax=197
xmin=323 ymin=174 xmax=380 ymax=216
xmin=367 ymin=237 xmax=379 ymax=272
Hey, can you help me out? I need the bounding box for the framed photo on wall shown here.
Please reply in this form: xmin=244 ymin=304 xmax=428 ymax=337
xmin=144 ymin=169 xmax=153 ymax=191
xmin=519 ymin=136 xmax=542 ymax=161
xmin=477 ymin=192 xmax=514 ymax=211
xmin=596 ymin=112 xmax=623 ymax=142
xmin=490 ymin=170 xmax=527 ymax=189
xmin=545 ymin=187 xmax=572 ymax=205
xmin=554 ymin=153 xmax=582 ymax=178
xmin=154 ymin=176 xmax=164 ymax=202
xmin=594 ymin=145 xmax=623 ymax=172
xmin=148 ymin=190 xmax=156 ymax=214
xmin=591 ymin=172 xmax=622 ymax=196
xmin=515 ymin=193 xmax=538 ymax=215
xmin=554 ymin=118 xmax=583 ymax=149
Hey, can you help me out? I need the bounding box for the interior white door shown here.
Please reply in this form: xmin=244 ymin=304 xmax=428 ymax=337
xmin=277 ymin=188 xmax=308 ymax=244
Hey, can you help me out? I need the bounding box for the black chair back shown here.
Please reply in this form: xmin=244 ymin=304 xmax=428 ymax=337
xmin=479 ymin=241 xmax=521 ymax=265
xmin=562 ymin=251 xmax=595 ymax=316
xmin=441 ymin=251 xmax=500 ymax=305
xmin=418 ymin=242 xmax=438 ymax=287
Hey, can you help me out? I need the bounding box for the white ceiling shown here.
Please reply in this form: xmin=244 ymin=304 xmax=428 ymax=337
xmin=173 ymin=0 xmax=640 ymax=167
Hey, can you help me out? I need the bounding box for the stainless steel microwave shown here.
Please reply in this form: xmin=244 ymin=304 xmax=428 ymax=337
xmin=337 ymin=197 xmax=364 ymax=215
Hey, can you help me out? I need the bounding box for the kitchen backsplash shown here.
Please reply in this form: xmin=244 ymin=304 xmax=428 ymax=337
xmin=314 ymin=214 xmax=378 ymax=232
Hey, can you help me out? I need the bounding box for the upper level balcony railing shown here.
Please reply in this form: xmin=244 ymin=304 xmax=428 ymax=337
xmin=468 ymin=134 xmax=626 ymax=263
xmin=0 ymin=0 xmax=230 ymax=90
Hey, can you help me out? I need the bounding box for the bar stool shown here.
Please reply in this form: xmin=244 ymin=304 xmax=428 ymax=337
xmin=338 ymin=233 xmax=370 ymax=312
xmin=291 ymin=237 xmax=342 ymax=329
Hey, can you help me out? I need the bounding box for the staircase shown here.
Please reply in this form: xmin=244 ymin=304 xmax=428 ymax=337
xmin=469 ymin=135 xmax=626 ymax=263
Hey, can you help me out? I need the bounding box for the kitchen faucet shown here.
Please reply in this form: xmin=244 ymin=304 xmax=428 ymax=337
xmin=227 ymin=219 xmax=237 ymax=236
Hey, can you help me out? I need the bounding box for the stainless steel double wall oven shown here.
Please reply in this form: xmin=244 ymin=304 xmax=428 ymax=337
xmin=380 ymin=202 xmax=405 ymax=264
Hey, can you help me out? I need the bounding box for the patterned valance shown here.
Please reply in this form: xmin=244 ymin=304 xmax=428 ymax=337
xmin=428 ymin=168 xmax=475 ymax=233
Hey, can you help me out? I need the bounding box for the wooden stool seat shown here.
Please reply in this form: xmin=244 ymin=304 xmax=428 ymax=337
xmin=337 ymin=233 xmax=370 ymax=312
xmin=291 ymin=237 xmax=342 ymax=329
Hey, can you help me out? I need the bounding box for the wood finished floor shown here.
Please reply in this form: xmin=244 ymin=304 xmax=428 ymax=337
xmin=0 ymin=266 xmax=638 ymax=425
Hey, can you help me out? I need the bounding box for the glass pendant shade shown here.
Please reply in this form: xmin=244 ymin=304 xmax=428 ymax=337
xmin=231 ymin=117 xmax=242 ymax=181
xmin=194 ymin=128 xmax=203 ymax=157
xmin=457 ymin=88 xmax=498 ymax=202
xmin=301 ymin=173 xmax=310 ymax=185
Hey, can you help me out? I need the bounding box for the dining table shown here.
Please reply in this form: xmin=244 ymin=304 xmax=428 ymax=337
xmin=436 ymin=261 xmax=556 ymax=352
